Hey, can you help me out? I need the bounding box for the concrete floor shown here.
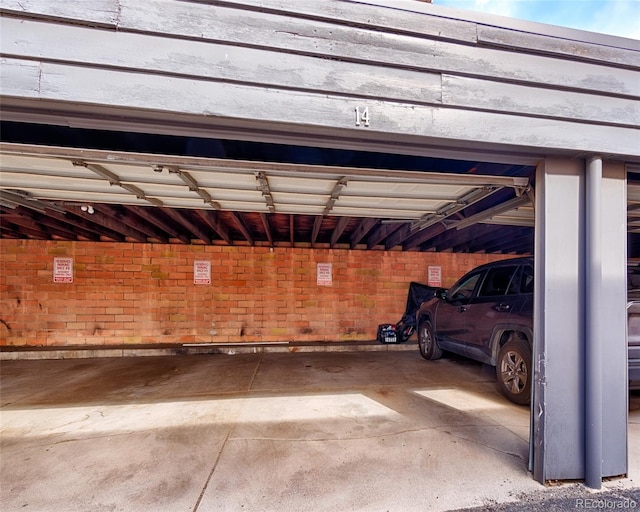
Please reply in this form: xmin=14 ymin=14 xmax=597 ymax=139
xmin=1 ymin=350 xmax=639 ymax=512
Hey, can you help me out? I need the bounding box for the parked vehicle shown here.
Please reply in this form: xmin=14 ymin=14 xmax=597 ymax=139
xmin=628 ymin=301 xmax=640 ymax=384
xmin=417 ymin=259 xmax=639 ymax=404
xmin=416 ymin=258 xmax=534 ymax=405
xmin=628 ymin=264 xmax=640 ymax=384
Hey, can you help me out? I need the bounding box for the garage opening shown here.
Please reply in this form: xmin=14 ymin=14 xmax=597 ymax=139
xmin=1 ymin=0 xmax=637 ymax=494
xmin=0 ymin=123 xmax=537 ymax=349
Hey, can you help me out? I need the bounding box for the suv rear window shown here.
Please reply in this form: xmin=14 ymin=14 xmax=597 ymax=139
xmin=478 ymin=266 xmax=518 ymax=297
xmin=520 ymin=265 xmax=534 ymax=293
xmin=502 ymin=264 xmax=534 ymax=294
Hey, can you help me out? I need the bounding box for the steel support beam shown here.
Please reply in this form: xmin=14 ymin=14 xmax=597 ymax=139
xmin=532 ymin=157 xmax=627 ymax=486
xmin=585 ymin=156 xmax=603 ymax=489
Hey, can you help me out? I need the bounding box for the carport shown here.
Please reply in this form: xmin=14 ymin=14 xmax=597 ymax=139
xmin=1 ymin=0 xmax=639 ymax=490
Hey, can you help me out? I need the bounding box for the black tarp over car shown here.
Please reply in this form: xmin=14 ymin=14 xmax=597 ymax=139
xmin=378 ymin=282 xmax=438 ymax=343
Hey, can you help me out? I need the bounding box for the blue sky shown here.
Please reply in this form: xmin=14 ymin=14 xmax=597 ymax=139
xmin=433 ymin=0 xmax=640 ymax=39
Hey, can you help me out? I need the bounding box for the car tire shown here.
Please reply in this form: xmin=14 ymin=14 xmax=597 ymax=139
xmin=418 ymin=319 xmax=442 ymax=360
xmin=496 ymin=336 xmax=532 ymax=405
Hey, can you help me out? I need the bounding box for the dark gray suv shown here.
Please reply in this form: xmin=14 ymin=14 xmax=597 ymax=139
xmin=416 ymin=257 xmax=534 ymax=405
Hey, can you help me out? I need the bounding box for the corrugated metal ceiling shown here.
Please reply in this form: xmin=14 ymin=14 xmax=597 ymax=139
xmin=0 ymin=145 xmax=529 ymax=218
xmin=0 ymin=137 xmax=536 ymax=253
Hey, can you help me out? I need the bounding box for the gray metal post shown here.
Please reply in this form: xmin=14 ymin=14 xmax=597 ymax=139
xmin=533 ymin=158 xmax=627 ymax=485
xmin=585 ymin=155 xmax=603 ymax=489
xmin=599 ymin=161 xmax=628 ymax=479
xmin=533 ymin=158 xmax=585 ymax=483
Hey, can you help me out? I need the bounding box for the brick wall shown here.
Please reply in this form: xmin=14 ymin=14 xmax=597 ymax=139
xmin=0 ymin=239 xmax=512 ymax=347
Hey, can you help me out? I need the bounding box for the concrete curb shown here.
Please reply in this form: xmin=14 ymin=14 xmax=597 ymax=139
xmin=0 ymin=340 xmax=418 ymax=360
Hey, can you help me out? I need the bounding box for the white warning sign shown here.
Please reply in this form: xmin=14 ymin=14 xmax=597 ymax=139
xmin=194 ymin=260 xmax=211 ymax=285
xmin=428 ymin=265 xmax=442 ymax=287
xmin=317 ymin=263 xmax=333 ymax=286
xmin=53 ymin=257 xmax=73 ymax=283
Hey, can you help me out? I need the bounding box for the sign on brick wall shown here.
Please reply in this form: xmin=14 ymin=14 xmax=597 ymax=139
xmin=194 ymin=260 xmax=211 ymax=285
xmin=428 ymin=265 xmax=442 ymax=287
xmin=2 ymin=240 xmax=507 ymax=347
xmin=317 ymin=263 xmax=333 ymax=286
xmin=53 ymin=257 xmax=73 ymax=283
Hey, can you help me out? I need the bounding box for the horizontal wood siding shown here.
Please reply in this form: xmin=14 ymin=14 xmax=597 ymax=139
xmin=0 ymin=0 xmax=119 ymax=26
xmin=476 ymin=26 xmax=640 ymax=67
xmin=0 ymin=18 xmax=445 ymax=105
xmin=0 ymin=0 xmax=638 ymax=159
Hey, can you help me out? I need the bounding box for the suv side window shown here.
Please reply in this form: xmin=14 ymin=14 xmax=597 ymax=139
xmin=506 ymin=264 xmax=534 ymax=294
xmin=507 ymin=266 xmax=521 ymax=295
xmin=449 ymin=272 xmax=482 ymax=302
xmin=478 ymin=266 xmax=518 ymax=297
xmin=520 ymin=264 xmax=534 ymax=293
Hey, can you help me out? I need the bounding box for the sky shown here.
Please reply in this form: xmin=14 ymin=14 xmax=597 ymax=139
xmin=433 ymin=0 xmax=640 ymax=40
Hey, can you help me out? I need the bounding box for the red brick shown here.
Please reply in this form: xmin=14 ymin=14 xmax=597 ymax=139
xmin=0 ymin=240 xmax=516 ymax=347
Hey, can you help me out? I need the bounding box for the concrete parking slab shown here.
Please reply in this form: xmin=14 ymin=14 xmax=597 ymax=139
xmin=1 ymin=351 xmax=639 ymax=512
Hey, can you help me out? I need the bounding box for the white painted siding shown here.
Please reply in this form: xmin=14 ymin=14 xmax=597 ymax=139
xmin=0 ymin=0 xmax=638 ymax=161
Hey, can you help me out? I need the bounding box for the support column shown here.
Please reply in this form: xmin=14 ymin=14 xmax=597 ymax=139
xmin=585 ymin=156 xmax=603 ymax=489
xmin=600 ymin=161 xmax=628 ymax=479
xmin=532 ymin=158 xmax=627 ymax=485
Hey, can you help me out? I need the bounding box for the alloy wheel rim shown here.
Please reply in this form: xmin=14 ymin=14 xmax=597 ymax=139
xmin=420 ymin=327 xmax=431 ymax=350
xmin=501 ymin=350 xmax=527 ymax=394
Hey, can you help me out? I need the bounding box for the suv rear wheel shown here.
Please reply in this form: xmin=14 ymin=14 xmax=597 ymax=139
xmin=497 ymin=336 xmax=532 ymax=405
xmin=418 ymin=319 xmax=443 ymax=360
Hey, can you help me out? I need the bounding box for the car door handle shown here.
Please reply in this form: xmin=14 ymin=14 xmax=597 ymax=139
xmin=458 ymin=306 xmax=467 ymax=313
xmin=495 ymin=303 xmax=511 ymax=312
